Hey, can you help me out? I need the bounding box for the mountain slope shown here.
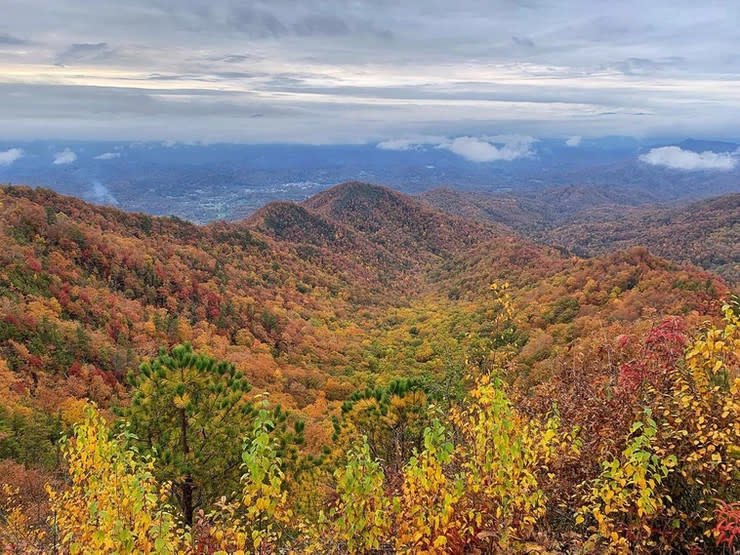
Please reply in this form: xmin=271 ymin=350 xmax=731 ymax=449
xmin=419 ymin=184 xmax=657 ymax=230
xmin=0 ymin=182 xmax=734 ymax=552
xmin=247 ymin=197 xmax=416 ymax=294
xmin=420 ymin=187 xmax=740 ymax=284
xmin=304 ymin=181 xmax=497 ymax=257
xmin=545 ymin=193 xmax=740 ymax=283
xmin=248 ymin=182 xmax=503 ymax=295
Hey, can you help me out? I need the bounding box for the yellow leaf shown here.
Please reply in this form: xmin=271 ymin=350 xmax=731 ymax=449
xmin=433 ymin=535 xmax=447 ymax=547
xmin=173 ymin=393 xmax=191 ymax=409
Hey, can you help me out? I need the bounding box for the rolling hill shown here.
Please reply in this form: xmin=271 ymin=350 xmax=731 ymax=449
xmin=0 ymin=182 xmax=735 ymax=552
xmin=545 ymin=193 xmax=740 ymax=283
xmin=420 ymin=187 xmax=740 ymax=284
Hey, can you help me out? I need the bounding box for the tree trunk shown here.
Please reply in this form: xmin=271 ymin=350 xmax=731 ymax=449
xmin=180 ymin=407 xmax=193 ymax=526
xmin=182 ymin=475 xmax=194 ymax=527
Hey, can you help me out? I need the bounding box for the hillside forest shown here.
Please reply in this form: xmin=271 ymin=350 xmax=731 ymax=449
xmin=0 ymin=182 xmax=738 ymax=553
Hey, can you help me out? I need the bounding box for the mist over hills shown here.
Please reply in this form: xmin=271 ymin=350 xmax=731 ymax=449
xmin=1 ymin=137 xmax=738 ymax=223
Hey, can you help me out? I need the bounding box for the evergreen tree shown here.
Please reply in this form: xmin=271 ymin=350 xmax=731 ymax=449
xmin=121 ymin=343 xmax=252 ymax=525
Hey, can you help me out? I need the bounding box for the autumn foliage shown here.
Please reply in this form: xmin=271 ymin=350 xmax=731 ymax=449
xmin=0 ymin=184 xmax=737 ymax=553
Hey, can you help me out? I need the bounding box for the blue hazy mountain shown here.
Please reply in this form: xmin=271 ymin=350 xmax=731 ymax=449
xmin=1 ymin=137 xmax=737 ymax=223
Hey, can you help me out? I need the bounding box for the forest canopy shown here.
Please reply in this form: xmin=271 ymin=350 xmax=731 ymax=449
xmin=0 ymin=183 xmax=737 ymax=553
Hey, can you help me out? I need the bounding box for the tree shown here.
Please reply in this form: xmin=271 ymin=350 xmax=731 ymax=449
xmin=331 ymin=437 xmax=391 ymax=553
xmin=577 ymin=300 xmax=739 ymax=552
xmin=122 ymin=343 xmax=252 ymax=525
xmin=395 ymin=419 xmax=462 ymax=552
xmin=335 ymin=379 xmax=433 ymax=472
xmin=450 ymin=375 xmax=568 ymax=551
xmin=193 ymin=400 xmax=299 ymax=554
xmin=48 ymin=407 xmax=179 ymax=554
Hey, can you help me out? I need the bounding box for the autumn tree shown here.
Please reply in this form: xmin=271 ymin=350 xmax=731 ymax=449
xmin=395 ymin=419 xmax=462 ymax=552
xmin=577 ymin=299 xmax=739 ymax=552
xmin=48 ymin=407 xmax=179 ymax=553
xmin=331 ymin=437 xmax=392 ymax=553
xmin=450 ymin=375 xmax=570 ymax=551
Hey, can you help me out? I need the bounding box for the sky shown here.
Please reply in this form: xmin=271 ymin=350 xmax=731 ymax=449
xmin=1 ymin=0 xmax=740 ymax=143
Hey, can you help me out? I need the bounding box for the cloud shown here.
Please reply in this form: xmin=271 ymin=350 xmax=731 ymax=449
xmin=53 ymin=148 xmax=77 ymax=165
xmin=609 ymin=57 xmax=686 ymax=75
xmin=639 ymin=146 xmax=737 ymax=171
xmin=512 ymin=36 xmax=535 ymax=48
xmin=0 ymin=33 xmax=27 ymax=45
xmin=55 ymin=42 xmax=115 ymax=65
xmin=293 ymin=15 xmax=349 ymax=37
xmin=376 ymin=135 xmax=536 ymax=162
xmin=376 ymin=138 xmax=422 ymax=151
xmin=228 ymin=6 xmax=287 ymax=37
xmin=90 ymin=180 xmax=118 ymax=205
xmin=565 ymin=135 xmax=582 ymax=147
xmin=438 ymin=136 xmax=535 ymax=162
xmin=0 ymin=148 xmax=23 ymax=166
xmin=3 ymin=1 xmax=740 ymax=141
xmin=94 ymin=151 xmax=120 ymax=160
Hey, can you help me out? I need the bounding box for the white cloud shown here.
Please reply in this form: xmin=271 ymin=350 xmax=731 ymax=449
xmin=0 ymin=148 xmax=23 ymax=166
xmin=638 ymin=146 xmax=737 ymax=171
xmin=438 ymin=136 xmax=535 ymax=162
xmin=53 ymin=148 xmax=77 ymax=165
xmin=376 ymin=136 xmax=446 ymax=151
xmin=376 ymin=135 xmax=535 ymax=162
xmin=94 ymin=151 xmax=120 ymax=160
xmin=376 ymin=138 xmax=419 ymax=151
xmin=566 ymin=135 xmax=582 ymax=147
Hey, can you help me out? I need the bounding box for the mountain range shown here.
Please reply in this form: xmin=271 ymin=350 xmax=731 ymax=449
xmin=2 ymin=138 xmax=739 ymax=223
xmin=420 ymin=186 xmax=740 ymax=283
xmin=0 ymin=180 xmax=736 ymax=551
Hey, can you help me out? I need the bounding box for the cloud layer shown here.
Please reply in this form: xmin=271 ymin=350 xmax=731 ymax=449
xmin=639 ymin=146 xmax=738 ymax=171
xmin=53 ymin=148 xmax=77 ymax=165
xmin=1 ymin=1 xmax=740 ymax=141
xmin=0 ymin=148 xmax=23 ymax=166
xmin=439 ymin=136 xmax=535 ymax=162
xmin=94 ymin=152 xmax=120 ymax=160
xmin=376 ymin=135 xmax=535 ymax=162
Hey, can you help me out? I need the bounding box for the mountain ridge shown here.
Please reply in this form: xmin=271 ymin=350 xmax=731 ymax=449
xmin=420 ymin=186 xmax=739 ymax=284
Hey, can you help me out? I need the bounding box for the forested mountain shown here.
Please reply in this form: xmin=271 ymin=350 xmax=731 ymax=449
xmin=421 ymin=187 xmax=740 ymax=283
xmin=545 ymin=193 xmax=740 ymax=283
xmin=0 ymin=183 xmax=737 ymax=553
xmin=249 ymin=182 xmax=498 ymax=294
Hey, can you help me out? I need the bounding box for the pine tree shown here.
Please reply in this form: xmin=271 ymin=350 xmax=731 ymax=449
xmin=121 ymin=342 xmax=252 ymax=525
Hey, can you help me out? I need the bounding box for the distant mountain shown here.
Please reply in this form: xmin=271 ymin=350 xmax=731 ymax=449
xmin=545 ymin=193 xmax=740 ymax=284
xmin=421 ymin=187 xmax=740 ymax=284
xmin=303 ymin=181 xmax=495 ymax=256
xmin=3 ymin=138 xmax=738 ymax=223
xmin=419 ymin=184 xmax=657 ymax=231
xmin=249 ymin=201 xmax=348 ymax=247
xmin=249 ymin=182 xmax=499 ymax=294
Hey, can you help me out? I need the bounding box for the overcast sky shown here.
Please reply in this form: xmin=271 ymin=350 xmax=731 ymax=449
xmin=1 ymin=0 xmax=739 ymax=143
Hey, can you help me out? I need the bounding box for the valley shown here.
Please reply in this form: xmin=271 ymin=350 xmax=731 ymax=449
xmin=0 ymin=181 xmax=736 ymax=552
